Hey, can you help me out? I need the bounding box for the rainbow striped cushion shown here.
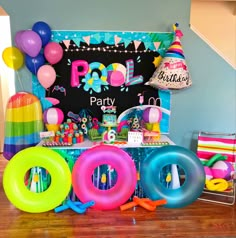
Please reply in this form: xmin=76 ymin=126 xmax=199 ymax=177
xmin=197 ymin=136 xmax=236 ymax=163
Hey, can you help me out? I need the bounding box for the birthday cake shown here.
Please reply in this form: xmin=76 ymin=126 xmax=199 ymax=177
xmin=101 ymin=106 xmax=117 ymax=127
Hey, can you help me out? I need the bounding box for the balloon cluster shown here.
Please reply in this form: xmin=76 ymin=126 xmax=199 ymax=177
xmin=2 ymin=21 xmax=64 ymax=90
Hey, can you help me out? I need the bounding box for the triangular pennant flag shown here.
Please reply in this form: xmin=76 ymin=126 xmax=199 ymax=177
xmin=133 ymin=40 xmax=141 ymax=50
xmin=104 ymin=33 xmax=112 ymax=43
xmin=63 ymin=40 xmax=71 ymax=49
xmin=143 ymin=41 xmax=153 ymax=50
xmin=93 ymin=33 xmax=102 ymax=43
xmin=73 ymin=38 xmax=81 ymax=47
xmin=83 ymin=36 xmax=91 ymax=45
xmin=123 ymin=38 xmax=132 ymax=48
xmin=146 ymin=23 xmax=192 ymax=90
xmin=114 ymin=35 xmax=122 ymax=46
xmin=153 ymin=42 xmax=161 ymax=50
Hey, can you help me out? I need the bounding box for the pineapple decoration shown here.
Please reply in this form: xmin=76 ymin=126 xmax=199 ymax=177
xmin=146 ymin=23 xmax=192 ymax=90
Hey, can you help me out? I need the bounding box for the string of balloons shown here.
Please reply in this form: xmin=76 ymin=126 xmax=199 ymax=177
xmin=1 ymin=21 xmax=64 ymax=91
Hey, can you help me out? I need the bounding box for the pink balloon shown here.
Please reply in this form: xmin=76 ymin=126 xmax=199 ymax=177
xmin=37 ymin=65 xmax=56 ymax=89
xmin=20 ymin=30 xmax=42 ymax=57
xmin=44 ymin=42 xmax=63 ymax=65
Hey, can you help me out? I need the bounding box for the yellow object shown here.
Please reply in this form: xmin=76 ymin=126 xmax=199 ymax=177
xmin=173 ymin=23 xmax=177 ymax=32
xmin=145 ymin=123 xmax=153 ymax=131
xmin=153 ymin=55 xmax=162 ymax=68
xmin=46 ymin=124 xmax=60 ymax=133
xmin=3 ymin=147 xmax=71 ymax=213
xmin=144 ymin=122 xmax=160 ymax=141
xmin=166 ymin=172 xmax=172 ymax=183
xmin=6 ymin=103 xmax=43 ymax=122
xmin=205 ymin=178 xmax=229 ymax=192
xmin=2 ymin=46 xmax=24 ymax=70
xmin=152 ymin=123 xmax=160 ymax=132
xmin=152 ymin=123 xmax=160 ymax=140
xmin=101 ymin=173 xmax=106 ymax=183
xmin=33 ymin=174 xmax=39 ymax=182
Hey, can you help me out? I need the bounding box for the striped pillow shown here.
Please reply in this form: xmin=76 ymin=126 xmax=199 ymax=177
xmin=197 ymin=135 xmax=236 ymax=163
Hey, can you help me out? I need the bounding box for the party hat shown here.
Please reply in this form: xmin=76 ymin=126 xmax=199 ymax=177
xmin=146 ymin=23 xmax=192 ymax=90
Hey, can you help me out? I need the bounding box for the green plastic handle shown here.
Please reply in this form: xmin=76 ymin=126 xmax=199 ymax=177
xmin=202 ymin=154 xmax=227 ymax=167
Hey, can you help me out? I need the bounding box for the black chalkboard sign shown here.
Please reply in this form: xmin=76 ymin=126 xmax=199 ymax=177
xmin=44 ymin=31 xmax=173 ymax=132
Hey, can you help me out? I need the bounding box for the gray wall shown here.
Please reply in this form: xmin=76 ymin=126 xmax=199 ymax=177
xmin=1 ymin=0 xmax=235 ymax=150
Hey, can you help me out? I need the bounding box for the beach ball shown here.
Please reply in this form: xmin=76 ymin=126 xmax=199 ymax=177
xmin=107 ymin=63 xmax=126 ymax=87
xmin=43 ymin=108 xmax=64 ymax=125
xmin=204 ymin=166 xmax=213 ymax=180
xmin=143 ymin=107 xmax=162 ymax=123
xmin=211 ymin=161 xmax=234 ymax=180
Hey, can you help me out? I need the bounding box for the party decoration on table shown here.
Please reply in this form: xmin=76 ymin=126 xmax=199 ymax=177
xmin=146 ymin=23 xmax=192 ymax=90
xmin=3 ymin=92 xmax=44 ymax=160
xmin=42 ymin=118 xmax=88 ymax=146
xmin=143 ymin=106 xmax=162 ymax=124
xmin=43 ymin=107 xmax=64 ymax=133
xmin=142 ymin=106 xmax=162 ymax=142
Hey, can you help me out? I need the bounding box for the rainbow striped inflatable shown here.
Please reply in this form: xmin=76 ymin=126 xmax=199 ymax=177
xmin=3 ymin=92 xmax=43 ymax=160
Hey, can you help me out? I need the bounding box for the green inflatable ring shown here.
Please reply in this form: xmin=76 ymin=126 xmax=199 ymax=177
xmin=3 ymin=147 xmax=71 ymax=213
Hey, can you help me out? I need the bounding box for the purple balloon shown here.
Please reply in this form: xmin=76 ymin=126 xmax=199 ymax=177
xmin=14 ymin=30 xmax=25 ymax=51
xmin=20 ymin=30 xmax=42 ymax=57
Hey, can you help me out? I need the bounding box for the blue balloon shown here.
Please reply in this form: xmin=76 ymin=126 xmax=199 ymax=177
xmin=32 ymin=21 xmax=51 ymax=47
xmin=25 ymin=53 xmax=46 ymax=74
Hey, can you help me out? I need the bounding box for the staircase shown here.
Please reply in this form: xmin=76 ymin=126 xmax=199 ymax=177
xmin=190 ymin=0 xmax=236 ymax=69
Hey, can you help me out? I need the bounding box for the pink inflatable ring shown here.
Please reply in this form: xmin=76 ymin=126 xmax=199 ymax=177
xmin=72 ymin=145 xmax=137 ymax=210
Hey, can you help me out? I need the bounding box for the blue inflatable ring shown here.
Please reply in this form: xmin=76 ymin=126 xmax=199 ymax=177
xmin=140 ymin=145 xmax=205 ymax=208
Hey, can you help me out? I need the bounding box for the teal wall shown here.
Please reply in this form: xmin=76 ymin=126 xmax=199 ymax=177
xmin=1 ymin=0 xmax=235 ymax=150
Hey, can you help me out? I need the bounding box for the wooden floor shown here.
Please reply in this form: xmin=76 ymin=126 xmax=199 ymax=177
xmin=1 ymin=154 xmax=236 ymax=238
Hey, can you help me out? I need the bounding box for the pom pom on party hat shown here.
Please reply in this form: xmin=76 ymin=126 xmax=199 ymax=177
xmin=146 ymin=23 xmax=192 ymax=90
